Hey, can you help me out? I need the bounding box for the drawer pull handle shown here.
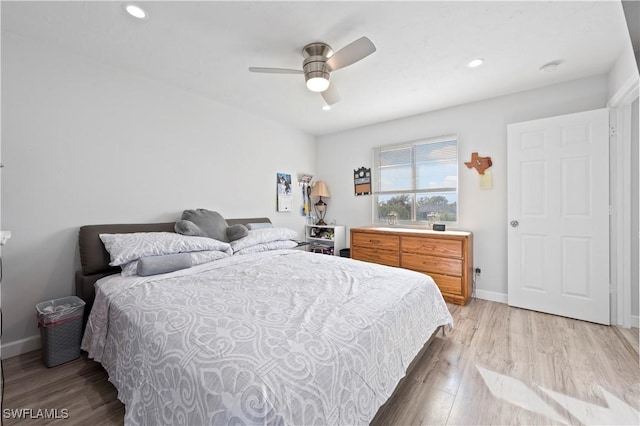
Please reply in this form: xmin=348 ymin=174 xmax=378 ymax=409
xmin=369 ymin=239 xmax=380 ymax=243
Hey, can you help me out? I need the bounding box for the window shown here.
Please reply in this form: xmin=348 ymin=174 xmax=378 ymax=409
xmin=373 ymin=135 xmax=458 ymax=225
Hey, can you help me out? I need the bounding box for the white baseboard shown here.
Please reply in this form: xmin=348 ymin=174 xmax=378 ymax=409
xmin=474 ymin=289 xmax=508 ymax=304
xmin=473 ymin=290 xmax=639 ymax=328
xmin=1 ymin=335 xmax=41 ymax=359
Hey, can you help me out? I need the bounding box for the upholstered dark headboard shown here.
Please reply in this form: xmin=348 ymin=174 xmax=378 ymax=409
xmin=75 ymin=218 xmax=272 ymax=316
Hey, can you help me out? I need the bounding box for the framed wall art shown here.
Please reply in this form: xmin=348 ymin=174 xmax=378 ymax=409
xmin=276 ymin=172 xmax=293 ymax=212
xmin=354 ymin=166 xmax=371 ymax=196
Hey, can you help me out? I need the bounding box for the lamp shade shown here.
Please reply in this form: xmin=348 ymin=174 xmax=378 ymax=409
xmin=310 ymin=181 xmax=330 ymax=198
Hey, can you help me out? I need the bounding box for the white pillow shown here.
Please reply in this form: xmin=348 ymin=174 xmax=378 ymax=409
xmin=233 ymin=240 xmax=298 ymax=255
xmin=230 ymin=227 xmax=298 ymax=252
xmin=100 ymin=232 xmax=232 ymax=267
xmin=189 ymin=250 xmax=230 ymax=265
xmin=121 ymin=249 xmax=231 ymax=277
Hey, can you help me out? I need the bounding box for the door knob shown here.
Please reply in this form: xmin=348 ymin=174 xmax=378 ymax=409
xmin=510 ymin=220 xmax=519 ymax=228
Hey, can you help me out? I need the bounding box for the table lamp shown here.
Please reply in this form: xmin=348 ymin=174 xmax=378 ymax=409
xmin=310 ymin=181 xmax=330 ymax=225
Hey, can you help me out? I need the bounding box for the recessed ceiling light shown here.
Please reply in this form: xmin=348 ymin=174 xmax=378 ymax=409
xmin=467 ymin=58 xmax=485 ymax=68
xmin=322 ymin=105 xmax=332 ymax=111
xmin=124 ymin=4 xmax=148 ymax=20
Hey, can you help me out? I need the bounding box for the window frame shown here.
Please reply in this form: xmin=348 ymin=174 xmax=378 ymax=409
xmin=372 ymin=134 xmax=459 ymax=226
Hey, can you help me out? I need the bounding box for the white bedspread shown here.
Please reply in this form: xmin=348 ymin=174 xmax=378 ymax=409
xmin=82 ymin=250 xmax=453 ymax=425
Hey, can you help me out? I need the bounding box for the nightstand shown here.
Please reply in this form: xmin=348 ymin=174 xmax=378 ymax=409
xmin=305 ymin=224 xmax=346 ymax=256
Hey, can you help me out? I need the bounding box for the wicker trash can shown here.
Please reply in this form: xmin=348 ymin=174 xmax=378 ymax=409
xmin=36 ymin=296 xmax=86 ymax=367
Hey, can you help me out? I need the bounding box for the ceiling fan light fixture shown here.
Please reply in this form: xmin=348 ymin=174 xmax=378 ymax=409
xmin=305 ymin=75 xmax=330 ymax=92
xmin=249 ymin=37 xmax=375 ymax=104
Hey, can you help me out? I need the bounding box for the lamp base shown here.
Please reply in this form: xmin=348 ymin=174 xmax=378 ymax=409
xmin=314 ymin=196 xmax=328 ymax=227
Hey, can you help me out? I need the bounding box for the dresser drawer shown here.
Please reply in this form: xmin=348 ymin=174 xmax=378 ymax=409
xmin=401 ymin=236 xmax=463 ymax=258
xmin=352 ymin=247 xmax=400 ymax=267
xmin=401 ymin=253 xmax=462 ymax=276
xmin=352 ymin=232 xmax=400 ymax=251
xmin=429 ymin=273 xmax=463 ymax=296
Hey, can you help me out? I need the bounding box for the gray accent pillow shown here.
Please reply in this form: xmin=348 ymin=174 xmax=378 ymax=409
xmin=226 ymin=224 xmax=249 ymax=242
xmin=181 ymin=209 xmax=229 ymax=242
xmin=137 ymin=253 xmax=192 ymax=276
xmin=174 ymin=220 xmax=206 ymax=237
xmin=246 ymin=222 xmax=273 ymax=230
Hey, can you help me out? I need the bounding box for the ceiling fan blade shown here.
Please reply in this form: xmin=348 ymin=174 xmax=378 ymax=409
xmin=248 ymin=67 xmax=303 ymax=74
xmin=326 ymin=36 xmax=376 ymax=71
xmin=321 ymin=83 xmax=341 ymax=105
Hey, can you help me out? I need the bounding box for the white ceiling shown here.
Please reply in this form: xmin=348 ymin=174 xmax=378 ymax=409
xmin=2 ymin=1 xmax=631 ymax=136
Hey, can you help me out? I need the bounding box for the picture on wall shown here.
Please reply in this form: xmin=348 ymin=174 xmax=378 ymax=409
xmin=354 ymin=166 xmax=372 ymax=196
xmin=276 ymin=172 xmax=293 ymax=212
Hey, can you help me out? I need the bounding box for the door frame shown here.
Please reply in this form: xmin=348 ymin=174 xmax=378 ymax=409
xmin=608 ymin=74 xmax=639 ymax=328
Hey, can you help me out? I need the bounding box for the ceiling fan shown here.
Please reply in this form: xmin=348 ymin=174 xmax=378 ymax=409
xmin=248 ymin=36 xmax=376 ymax=106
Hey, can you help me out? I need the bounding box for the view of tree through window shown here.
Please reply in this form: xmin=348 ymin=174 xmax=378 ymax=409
xmin=373 ymin=136 xmax=458 ymax=224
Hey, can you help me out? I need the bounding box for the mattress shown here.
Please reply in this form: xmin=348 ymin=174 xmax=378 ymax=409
xmin=82 ymin=249 xmax=453 ymax=425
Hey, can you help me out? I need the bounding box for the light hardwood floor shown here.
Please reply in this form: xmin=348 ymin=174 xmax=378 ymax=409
xmin=2 ymin=299 xmax=638 ymax=425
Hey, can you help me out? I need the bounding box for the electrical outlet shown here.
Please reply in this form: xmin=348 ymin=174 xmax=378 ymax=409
xmin=475 ymin=267 xmax=481 ymax=275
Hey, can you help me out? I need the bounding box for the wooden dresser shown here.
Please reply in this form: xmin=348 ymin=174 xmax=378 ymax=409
xmin=350 ymin=227 xmax=473 ymax=305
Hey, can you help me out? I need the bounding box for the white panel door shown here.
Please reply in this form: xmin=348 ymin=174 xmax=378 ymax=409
xmin=507 ymin=108 xmax=609 ymax=325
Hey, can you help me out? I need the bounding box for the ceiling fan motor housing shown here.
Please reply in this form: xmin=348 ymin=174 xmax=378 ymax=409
xmin=302 ymin=42 xmax=333 ymax=89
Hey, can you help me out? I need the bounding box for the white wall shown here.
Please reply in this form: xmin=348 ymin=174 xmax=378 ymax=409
xmin=1 ymin=34 xmax=315 ymax=356
xmin=317 ymin=75 xmax=609 ymax=302
xmin=608 ymin=41 xmax=639 ymax=102
xmin=631 ymin=98 xmax=639 ymax=320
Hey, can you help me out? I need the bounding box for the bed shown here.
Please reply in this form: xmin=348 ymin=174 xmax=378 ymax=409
xmin=77 ymin=217 xmax=453 ymax=425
